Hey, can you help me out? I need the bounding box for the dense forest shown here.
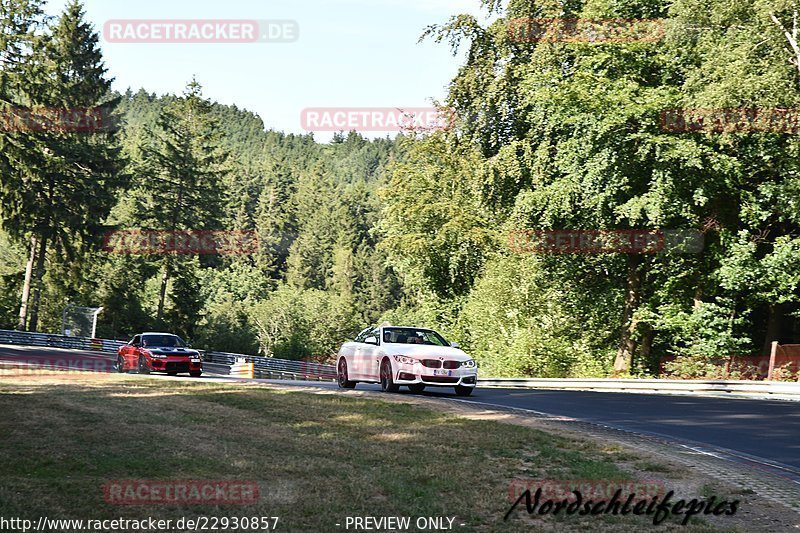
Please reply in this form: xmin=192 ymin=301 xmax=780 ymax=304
xmin=2 ymin=0 xmax=800 ymax=378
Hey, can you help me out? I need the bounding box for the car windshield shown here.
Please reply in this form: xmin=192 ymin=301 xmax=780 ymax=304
xmin=383 ymin=328 xmax=449 ymax=346
xmin=141 ymin=335 xmax=187 ymax=348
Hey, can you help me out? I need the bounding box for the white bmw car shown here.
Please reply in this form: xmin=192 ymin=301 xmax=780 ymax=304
xmin=336 ymin=325 xmax=478 ymax=396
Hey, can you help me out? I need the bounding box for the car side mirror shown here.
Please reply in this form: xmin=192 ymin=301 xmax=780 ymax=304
xmin=364 ymin=336 xmax=379 ymax=346
xmin=451 ymin=342 xmax=461 ymax=349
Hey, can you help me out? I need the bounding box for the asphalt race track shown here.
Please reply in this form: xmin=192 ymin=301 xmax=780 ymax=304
xmin=2 ymin=344 xmax=798 ymax=480
xmin=279 ymin=379 xmax=800 ymax=474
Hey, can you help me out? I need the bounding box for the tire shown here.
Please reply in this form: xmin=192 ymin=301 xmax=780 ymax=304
xmin=408 ymin=383 xmax=426 ymax=394
xmin=190 ymin=371 xmax=202 ymax=378
xmin=337 ymin=359 xmax=356 ymax=389
xmin=380 ymin=359 xmax=399 ymax=393
xmin=138 ymin=356 xmax=150 ymax=375
xmin=454 ymin=385 xmax=474 ymax=397
xmin=116 ymin=356 xmax=126 ymax=373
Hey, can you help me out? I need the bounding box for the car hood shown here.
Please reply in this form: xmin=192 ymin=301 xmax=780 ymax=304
xmin=381 ymin=344 xmax=471 ymax=361
xmin=147 ymin=347 xmax=200 ymax=357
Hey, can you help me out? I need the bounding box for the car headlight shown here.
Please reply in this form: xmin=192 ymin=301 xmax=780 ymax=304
xmin=461 ymin=359 xmax=477 ymax=369
xmin=149 ymin=352 xmax=166 ymax=358
xmin=393 ymin=355 xmax=418 ymax=365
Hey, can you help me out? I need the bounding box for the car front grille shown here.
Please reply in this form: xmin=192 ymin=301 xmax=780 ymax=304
xmin=165 ymin=362 xmax=190 ymax=373
xmin=421 ymin=359 xmax=441 ymax=368
xmin=443 ymin=360 xmax=461 ymax=369
xmin=422 ymin=376 xmax=459 ymax=384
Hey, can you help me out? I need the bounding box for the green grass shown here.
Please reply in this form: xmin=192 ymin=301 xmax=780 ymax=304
xmin=0 ymin=373 xmax=724 ymax=532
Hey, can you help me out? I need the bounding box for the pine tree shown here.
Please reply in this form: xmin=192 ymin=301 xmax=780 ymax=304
xmin=0 ymin=0 xmax=121 ymax=332
xmin=138 ymin=79 xmax=227 ymax=324
xmin=17 ymin=0 xmax=123 ymax=332
xmin=0 ymin=0 xmax=45 ymax=330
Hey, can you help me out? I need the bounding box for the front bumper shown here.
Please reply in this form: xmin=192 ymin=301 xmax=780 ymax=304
xmin=149 ymin=358 xmax=202 ymax=374
xmin=394 ymin=366 xmax=477 ymax=387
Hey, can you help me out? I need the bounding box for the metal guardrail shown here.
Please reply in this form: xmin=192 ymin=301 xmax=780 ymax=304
xmin=0 ymin=329 xmax=126 ymax=354
xmin=477 ymin=377 xmax=800 ymax=395
xmin=0 ymin=329 xmax=336 ymax=381
xmin=10 ymin=329 xmax=794 ymax=394
xmin=199 ymin=351 xmax=336 ymax=381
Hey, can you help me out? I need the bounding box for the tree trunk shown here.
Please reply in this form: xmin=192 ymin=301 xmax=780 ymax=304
xmin=16 ymin=234 xmax=37 ymax=331
xmin=27 ymin=233 xmax=48 ymax=333
xmin=158 ymin=180 xmax=182 ymax=322
xmin=769 ymin=10 xmax=800 ymax=82
xmin=693 ymin=285 xmax=703 ymax=309
xmin=762 ymin=304 xmax=783 ymax=356
xmin=156 ymin=256 xmax=171 ymax=322
xmin=614 ymin=254 xmax=643 ymax=373
xmin=638 ymin=323 xmax=655 ymax=371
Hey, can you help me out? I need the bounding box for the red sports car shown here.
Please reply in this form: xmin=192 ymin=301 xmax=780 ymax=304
xmin=117 ymin=332 xmax=202 ymax=377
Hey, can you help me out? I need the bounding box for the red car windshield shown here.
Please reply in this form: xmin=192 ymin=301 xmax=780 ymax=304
xmin=142 ymin=335 xmax=187 ymax=348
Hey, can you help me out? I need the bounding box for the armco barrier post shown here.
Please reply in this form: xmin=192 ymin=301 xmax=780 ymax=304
xmin=768 ymin=341 xmax=778 ymax=381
